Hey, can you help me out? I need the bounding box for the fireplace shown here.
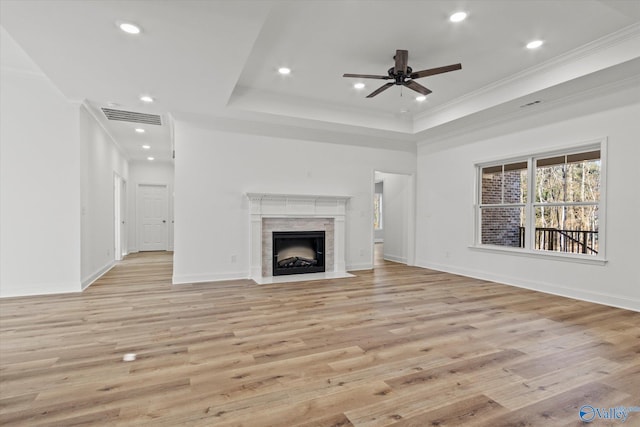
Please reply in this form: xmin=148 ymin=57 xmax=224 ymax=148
xmin=247 ymin=193 xmax=351 ymax=283
xmin=272 ymin=231 xmax=325 ymax=276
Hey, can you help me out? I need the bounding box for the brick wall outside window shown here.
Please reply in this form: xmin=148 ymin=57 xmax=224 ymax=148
xmin=481 ymin=170 xmax=523 ymax=247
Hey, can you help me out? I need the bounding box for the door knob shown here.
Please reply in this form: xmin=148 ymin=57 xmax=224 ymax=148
xmin=162 ymin=220 xmax=166 ymax=223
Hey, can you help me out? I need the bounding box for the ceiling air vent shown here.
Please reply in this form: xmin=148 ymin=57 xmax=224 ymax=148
xmin=101 ymin=108 xmax=162 ymax=125
xmin=520 ymin=100 xmax=543 ymax=108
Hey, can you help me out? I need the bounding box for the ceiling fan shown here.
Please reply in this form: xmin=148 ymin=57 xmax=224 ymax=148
xmin=343 ymin=49 xmax=461 ymax=98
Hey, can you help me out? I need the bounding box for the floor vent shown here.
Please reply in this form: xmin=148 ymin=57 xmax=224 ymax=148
xmin=101 ymin=108 xmax=162 ymax=125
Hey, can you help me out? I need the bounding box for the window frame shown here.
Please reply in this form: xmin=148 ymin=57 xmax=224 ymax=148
xmin=472 ymin=139 xmax=607 ymax=265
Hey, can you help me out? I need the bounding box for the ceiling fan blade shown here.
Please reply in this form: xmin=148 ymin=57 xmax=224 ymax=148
xmin=404 ymin=80 xmax=432 ymax=96
xmin=410 ymin=63 xmax=462 ymax=79
xmin=343 ymin=73 xmax=392 ymax=80
xmin=394 ymin=49 xmax=408 ymax=74
xmin=366 ymin=82 xmax=394 ymax=98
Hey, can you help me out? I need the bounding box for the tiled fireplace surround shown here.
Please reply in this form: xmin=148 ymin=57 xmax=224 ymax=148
xmin=262 ymin=218 xmax=334 ymax=277
xmin=247 ymin=193 xmax=352 ymax=284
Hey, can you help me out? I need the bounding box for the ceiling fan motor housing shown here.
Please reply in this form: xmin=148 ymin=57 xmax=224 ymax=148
xmin=388 ymin=66 xmax=413 ymax=84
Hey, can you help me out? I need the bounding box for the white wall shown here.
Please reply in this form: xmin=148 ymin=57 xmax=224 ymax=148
xmin=79 ymin=106 xmax=128 ymax=288
xmin=416 ymin=96 xmax=640 ymax=311
xmin=378 ymin=173 xmax=410 ymax=264
xmin=127 ymin=161 xmax=175 ymax=253
xmin=172 ymin=122 xmax=416 ymax=284
xmin=0 ymin=31 xmax=81 ymax=297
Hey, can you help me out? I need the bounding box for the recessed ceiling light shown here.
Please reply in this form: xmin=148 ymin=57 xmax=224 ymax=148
xmin=354 ymin=82 xmax=365 ymax=90
xmin=147 ymin=156 xmax=155 ymax=161
xmin=142 ymin=145 xmax=151 ymax=150
xmin=135 ymin=128 xmax=145 ymax=133
xmin=415 ymin=95 xmax=427 ymax=102
xmin=278 ymin=67 xmax=291 ymax=75
xmin=449 ymin=12 xmax=467 ymax=22
xmin=118 ymin=22 xmax=141 ymax=35
xmin=527 ymin=40 xmax=543 ymax=49
xmin=140 ymin=95 xmax=154 ymax=103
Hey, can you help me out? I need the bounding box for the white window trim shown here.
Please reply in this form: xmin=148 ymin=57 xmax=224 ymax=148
xmin=471 ymin=138 xmax=607 ymax=265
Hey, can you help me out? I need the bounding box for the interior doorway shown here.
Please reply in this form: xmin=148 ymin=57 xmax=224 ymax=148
xmin=120 ymin=178 xmax=127 ymax=257
xmin=113 ymin=174 xmax=127 ymax=261
xmin=372 ymin=171 xmax=415 ymax=267
xmin=138 ymin=183 xmax=169 ymax=251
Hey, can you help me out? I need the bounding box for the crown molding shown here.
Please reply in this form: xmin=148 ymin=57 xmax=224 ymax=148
xmin=81 ymin=101 xmax=131 ymax=162
xmin=413 ymin=23 xmax=640 ymax=125
xmin=416 ymin=73 xmax=640 ymax=150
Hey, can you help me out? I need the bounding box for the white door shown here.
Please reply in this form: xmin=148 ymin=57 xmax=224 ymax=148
xmin=120 ymin=179 xmax=127 ymax=257
xmin=114 ymin=175 xmax=122 ymax=260
xmin=139 ymin=184 xmax=168 ymax=251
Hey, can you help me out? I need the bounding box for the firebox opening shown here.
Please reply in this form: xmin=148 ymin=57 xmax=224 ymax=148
xmin=273 ymin=231 xmax=325 ymax=276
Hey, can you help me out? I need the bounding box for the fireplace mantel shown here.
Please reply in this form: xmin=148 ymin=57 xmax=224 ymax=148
xmin=246 ymin=193 xmax=350 ymax=216
xmin=246 ymin=193 xmax=352 ymax=284
xmin=246 ymin=193 xmax=350 ymax=202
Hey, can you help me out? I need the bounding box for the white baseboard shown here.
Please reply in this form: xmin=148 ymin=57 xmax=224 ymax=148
xmin=172 ymin=271 xmax=248 ymax=285
xmin=347 ymin=262 xmax=373 ymax=271
xmin=0 ymin=282 xmax=81 ymax=298
xmin=415 ymin=259 xmax=640 ymax=313
xmin=2 ymin=260 xmax=114 ymax=297
xmin=383 ymin=253 xmax=407 ymax=264
xmin=82 ymin=260 xmax=115 ymax=290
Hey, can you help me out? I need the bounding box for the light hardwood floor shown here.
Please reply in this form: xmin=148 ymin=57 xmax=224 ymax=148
xmin=1 ymin=250 xmax=638 ymax=426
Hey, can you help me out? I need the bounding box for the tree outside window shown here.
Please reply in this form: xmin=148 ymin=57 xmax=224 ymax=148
xmin=534 ymin=150 xmax=600 ymax=254
xmin=374 ymin=193 xmax=383 ymax=230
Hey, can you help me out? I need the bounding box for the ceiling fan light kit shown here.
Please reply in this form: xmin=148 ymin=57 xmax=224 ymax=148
xmin=343 ymin=49 xmax=461 ymax=98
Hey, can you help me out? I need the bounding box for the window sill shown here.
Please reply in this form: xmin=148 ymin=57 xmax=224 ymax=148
xmin=468 ymin=245 xmax=607 ymax=266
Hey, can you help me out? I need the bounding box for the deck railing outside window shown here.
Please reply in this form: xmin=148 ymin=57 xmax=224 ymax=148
xmin=519 ymin=227 xmax=598 ymax=255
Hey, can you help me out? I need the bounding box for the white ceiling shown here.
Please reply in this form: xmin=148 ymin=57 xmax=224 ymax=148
xmin=1 ymin=0 xmax=639 ymax=160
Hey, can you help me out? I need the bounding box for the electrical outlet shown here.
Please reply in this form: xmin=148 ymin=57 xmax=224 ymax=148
xmin=359 ymin=249 xmax=364 ymax=256
xmin=231 ymin=255 xmax=237 ymax=263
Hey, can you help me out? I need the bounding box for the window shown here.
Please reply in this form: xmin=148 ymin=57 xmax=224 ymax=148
xmin=373 ymin=193 xmax=383 ymax=230
xmin=534 ymin=150 xmax=601 ymax=255
xmin=479 ymin=161 xmax=527 ymax=248
xmin=476 ymin=142 xmax=604 ymax=260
